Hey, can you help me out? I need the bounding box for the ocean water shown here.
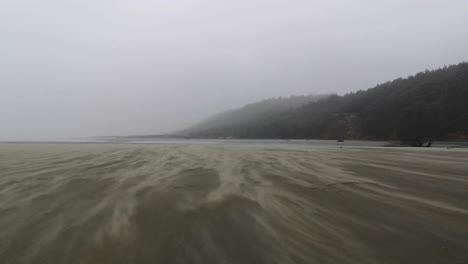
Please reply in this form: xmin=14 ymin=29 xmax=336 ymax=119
xmin=0 ymin=143 xmax=467 ymax=264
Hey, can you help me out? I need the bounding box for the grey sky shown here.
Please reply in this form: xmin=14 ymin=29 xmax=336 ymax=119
xmin=1 ymin=0 xmax=467 ymax=140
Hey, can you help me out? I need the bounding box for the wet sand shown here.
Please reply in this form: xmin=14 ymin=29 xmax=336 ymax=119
xmin=0 ymin=144 xmax=467 ymax=264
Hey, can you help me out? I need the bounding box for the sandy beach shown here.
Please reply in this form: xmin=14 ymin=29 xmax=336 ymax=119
xmin=0 ymin=143 xmax=467 ymax=264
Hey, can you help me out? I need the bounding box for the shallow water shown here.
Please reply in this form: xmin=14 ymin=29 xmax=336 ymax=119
xmin=0 ymin=143 xmax=467 ymax=264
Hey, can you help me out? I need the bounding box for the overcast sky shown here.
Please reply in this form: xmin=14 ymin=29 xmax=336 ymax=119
xmin=1 ymin=0 xmax=467 ymax=140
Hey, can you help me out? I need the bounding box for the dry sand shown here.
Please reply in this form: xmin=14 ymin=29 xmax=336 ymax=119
xmin=0 ymin=143 xmax=467 ymax=264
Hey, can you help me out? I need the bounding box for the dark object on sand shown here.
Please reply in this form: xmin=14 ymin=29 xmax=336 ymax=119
xmin=337 ymin=137 xmax=344 ymax=143
xmin=425 ymin=138 xmax=433 ymax=147
xmin=404 ymin=137 xmax=433 ymax=147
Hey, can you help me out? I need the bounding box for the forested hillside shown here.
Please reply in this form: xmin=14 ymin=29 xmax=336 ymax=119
xmin=181 ymin=95 xmax=327 ymax=135
xmin=186 ymin=63 xmax=468 ymax=141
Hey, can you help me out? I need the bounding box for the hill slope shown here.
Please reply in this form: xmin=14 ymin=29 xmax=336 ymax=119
xmin=181 ymin=95 xmax=327 ymax=136
xmin=187 ymin=63 xmax=468 ymax=141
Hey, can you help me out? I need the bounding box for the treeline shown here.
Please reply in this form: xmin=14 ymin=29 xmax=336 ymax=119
xmin=184 ymin=62 xmax=468 ymax=141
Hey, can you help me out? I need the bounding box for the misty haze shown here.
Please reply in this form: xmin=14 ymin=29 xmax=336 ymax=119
xmin=1 ymin=1 xmax=468 ymax=264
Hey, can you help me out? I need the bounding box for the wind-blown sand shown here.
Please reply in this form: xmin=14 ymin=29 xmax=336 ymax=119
xmin=0 ymin=143 xmax=467 ymax=264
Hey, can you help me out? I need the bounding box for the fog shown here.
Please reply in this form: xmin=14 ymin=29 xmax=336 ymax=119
xmin=1 ymin=0 xmax=467 ymax=140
